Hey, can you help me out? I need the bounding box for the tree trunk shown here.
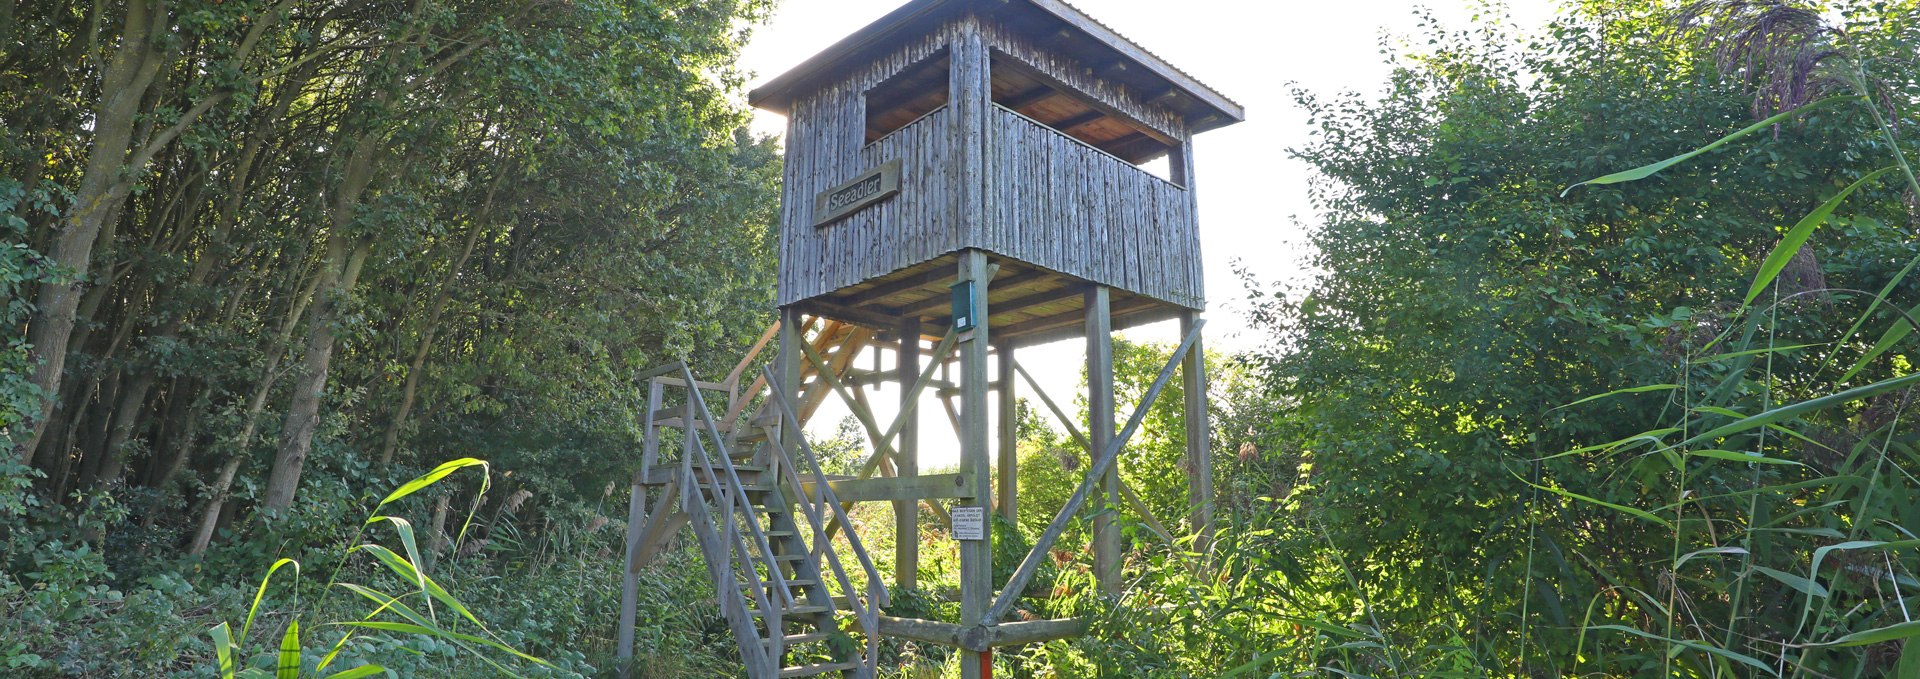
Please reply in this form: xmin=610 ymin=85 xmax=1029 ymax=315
xmin=263 ymin=233 xmax=370 ymax=511
xmin=378 ymin=177 xmax=500 ymax=465
xmin=15 ymin=0 xmax=165 ymax=463
xmin=187 ymin=455 xmax=241 ymax=555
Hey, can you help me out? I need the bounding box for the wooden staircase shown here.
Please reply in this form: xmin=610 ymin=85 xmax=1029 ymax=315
xmin=619 ymin=321 xmax=887 ymax=679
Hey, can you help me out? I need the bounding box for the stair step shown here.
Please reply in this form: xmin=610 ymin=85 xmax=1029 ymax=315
xmin=780 ymin=661 xmax=860 ymax=678
xmin=772 ymin=553 xmax=808 ymax=562
xmin=697 ymin=482 xmax=775 ymax=493
xmin=653 ymin=416 xmax=732 ymax=432
xmin=768 ymin=631 xmax=832 ymax=647
xmin=764 ymin=529 xmax=796 ymax=539
xmin=753 ymin=604 xmax=831 ymax=617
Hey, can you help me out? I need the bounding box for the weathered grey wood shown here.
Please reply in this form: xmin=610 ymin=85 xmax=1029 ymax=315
xmin=990 ymin=616 xmax=1090 ymax=648
xmin=680 ymin=366 xmax=793 ymax=615
xmin=1181 ymin=311 xmax=1213 ymax=553
xmin=1085 ymin=286 xmax=1120 ymax=596
xmin=622 ymin=371 xmax=670 ymax=679
xmin=801 ymin=473 xmax=975 ymax=503
xmin=957 ymin=250 xmax=993 ymax=679
xmin=765 ymin=8 xmax=1220 ymax=312
xmin=985 ymin=318 xmax=1204 ymax=624
xmin=629 ymin=482 xmax=686 ymax=568
xmin=876 ymin=615 xmax=968 ymax=648
xmin=616 ymin=468 xmax=647 ymax=679
xmin=1013 ymin=358 xmax=1185 ymax=555
xmin=655 ymin=376 xmax=730 ymax=392
xmin=896 ymin=317 xmax=921 ymax=588
xmin=681 ymin=466 xmax=777 ymax=677
xmin=996 ymin=341 xmax=1016 ymax=521
xmin=763 ymin=366 xmax=892 ymax=658
xmin=724 ymin=321 xmax=782 ymax=403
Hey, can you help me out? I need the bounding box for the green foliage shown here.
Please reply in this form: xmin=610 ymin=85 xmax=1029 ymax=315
xmin=2 ymin=0 xmax=777 ymax=673
xmin=1195 ymin=0 xmax=1920 ymax=676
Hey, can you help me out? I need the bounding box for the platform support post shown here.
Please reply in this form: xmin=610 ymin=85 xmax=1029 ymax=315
xmin=895 ymin=315 xmax=922 ymax=589
xmin=1086 ymin=286 xmax=1120 ymax=596
xmin=996 ymin=340 xmax=1017 ymax=522
xmin=1181 ymin=311 xmax=1214 ymax=553
xmin=958 ymin=250 xmax=994 ymax=679
xmin=778 ymin=307 xmax=803 ymax=477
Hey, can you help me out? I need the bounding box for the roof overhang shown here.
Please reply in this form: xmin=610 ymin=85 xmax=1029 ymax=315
xmin=747 ymin=0 xmax=1245 ymax=134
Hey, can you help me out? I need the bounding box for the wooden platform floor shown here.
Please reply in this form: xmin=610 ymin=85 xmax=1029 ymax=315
xmin=790 ymin=253 xmax=1190 ymax=346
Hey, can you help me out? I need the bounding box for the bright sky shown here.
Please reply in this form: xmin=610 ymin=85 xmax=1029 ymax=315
xmin=737 ymin=0 xmax=1559 ymax=468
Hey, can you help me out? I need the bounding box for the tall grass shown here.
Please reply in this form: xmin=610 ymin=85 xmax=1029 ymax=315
xmin=206 ymin=458 xmax=548 ymax=678
xmin=1540 ymin=4 xmax=1920 ymax=675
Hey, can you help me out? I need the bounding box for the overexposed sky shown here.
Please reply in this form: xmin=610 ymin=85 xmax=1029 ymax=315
xmin=737 ymin=0 xmax=1559 ymax=467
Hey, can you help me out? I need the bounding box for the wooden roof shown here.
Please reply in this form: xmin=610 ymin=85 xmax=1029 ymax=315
xmin=748 ymin=0 xmax=1245 ymax=135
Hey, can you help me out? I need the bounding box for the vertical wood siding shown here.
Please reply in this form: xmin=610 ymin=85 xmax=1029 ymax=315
xmin=776 ymin=13 xmax=1205 ymax=310
xmin=778 ymin=23 xmax=968 ymax=307
xmin=981 ymin=106 xmax=1202 ymax=308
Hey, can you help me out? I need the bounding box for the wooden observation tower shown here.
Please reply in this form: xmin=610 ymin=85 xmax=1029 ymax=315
xmin=617 ymin=1 xmax=1242 ymax=676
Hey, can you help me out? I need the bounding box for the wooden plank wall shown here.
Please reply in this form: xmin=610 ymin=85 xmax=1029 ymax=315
xmin=983 ymin=106 xmax=1202 ymax=309
xmin=777 ymin=13 xmax=1206 ymax=311
xmin=777 ymin=23 xmax=967 ymax=307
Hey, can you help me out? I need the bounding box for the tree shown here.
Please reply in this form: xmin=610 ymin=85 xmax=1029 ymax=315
xmin=1251 ymin=0 xmax=1918 ymax=672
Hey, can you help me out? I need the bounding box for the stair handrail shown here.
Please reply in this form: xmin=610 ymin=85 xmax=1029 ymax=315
xmin=673 ymin=461 xmax=777 ymax=676
xmin=641 ymin=359 xmax=797 ymax=613
xmin=674 ymin=362 xmax=799 ymax=611
xmin=763 ymin=365 xmax=891 ymax=665
xmin=679 ymin=392 xmax=786 ymax=631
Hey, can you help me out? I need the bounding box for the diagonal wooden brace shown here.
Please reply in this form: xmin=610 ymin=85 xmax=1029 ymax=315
xmin=984 ymin=319 xmax=1205 ymax=624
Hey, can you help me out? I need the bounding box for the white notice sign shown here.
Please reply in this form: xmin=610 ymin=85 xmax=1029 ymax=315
xmin=951 ymin=506 xmax=986 ymax=541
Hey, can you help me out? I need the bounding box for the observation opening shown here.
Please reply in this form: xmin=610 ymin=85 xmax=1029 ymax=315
xmin=865 ymin=48 xmax=951 ymax=143
xmin=989 ymin=50 xmax=1180 ymax=182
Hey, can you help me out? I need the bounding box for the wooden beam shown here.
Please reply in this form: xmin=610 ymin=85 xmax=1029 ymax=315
xmin=722 ymin=321 xmax=780 ymax=398
xmin=1086 ymin=287 xmax=1121 ymax=596
xmin=1014 ymin=360 xmax=1186 ymax=558
xmin=895 ymin=316 xmax=921 ymax=588
xmin=929 ymin=284 xmax=1086 ymax=327
xmin=837 ymin=263 xmax=957 ymax=306
xmin=877 ymin=615 xmax=967 ymax=648
xmin=653 ymin=376 xmax=729 ymax=392
xmin=899 ymin=268 xmax=1049 ymax=317
xmin=998 ymin=84 xmax=1059 ymax=111
xmin=957 ymin=250 xmax=993 ymax=678
xmin=991 ymin=617 xmax=1089 ymax=647
xmin=985 ymin=319 xmax=1206 ymax=624
xmin=997 ymin=341 xmax=1017 ymax=522
xmin=1056 ymin=109 xmax=1109 ymax=134
xmin=1181 ymin=311 xmax=1214 ymax=553
xmin=795 ymin=298 xmax=899 ymax=330
xmin=801 ymin=473 xmax=975 ymax=503
xmin=994 ymin=295 xmax=1158 ymax=338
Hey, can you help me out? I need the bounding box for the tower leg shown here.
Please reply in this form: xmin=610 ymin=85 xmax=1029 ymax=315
xmin=616 ymin=470 xmax=644 ymax=679
xmin=958 ymin=250 xmax=994 ymax=679
xmin=895 ymin=316 xmax=921 ymax=589
xmin=996 ymin=341 xmax=1017 ymax=522
xmin=1085 ymin=286 xmax=1120 ymax=596
xmin=1181 ymin=311 xmax=1214 ymax=554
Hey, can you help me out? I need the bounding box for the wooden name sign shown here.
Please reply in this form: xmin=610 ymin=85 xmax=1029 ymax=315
xmin=813 ymin=159 xmax=901 ymax=227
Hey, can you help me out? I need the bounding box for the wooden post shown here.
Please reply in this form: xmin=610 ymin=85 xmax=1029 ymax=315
xmin=895 ymin=315 xmax=921 ymax=589
xmin=1085 ymin=286 xmax=1120 ymax=596
xmin=617 ymin=379 xmax=665 ymax=679
xmin=616 ymin=470 xmax=644 ymax=679
xmin=1180 ymin=311 xmax=1214 ymax=553
xmin=957 ymin=250 xmax=993 ymax=679
xmin=996 ymin=341 xmax=1017 ymax=521
xmin=779 ymin=308 xmax=803 ymax=448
